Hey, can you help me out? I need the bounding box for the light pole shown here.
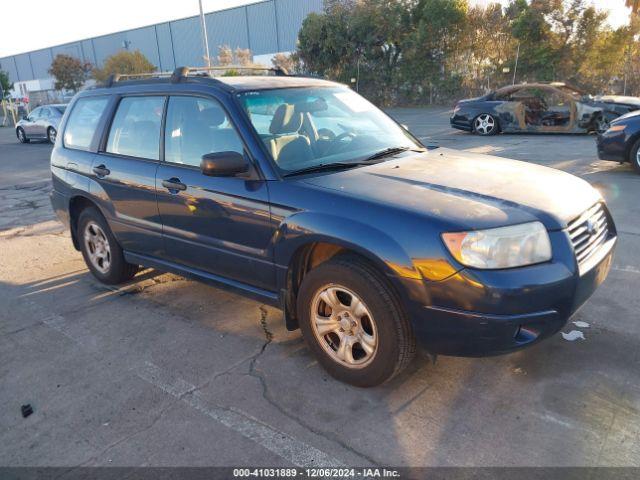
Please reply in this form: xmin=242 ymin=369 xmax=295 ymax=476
xmin=199 ymin=0 xmax=212 ymax=67
xmin=512 ymin=43 xmax=520 ymax=85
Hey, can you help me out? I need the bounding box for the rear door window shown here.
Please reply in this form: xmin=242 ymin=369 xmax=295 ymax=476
xmin=106 ymin=96 xmax=165 ymax=160
xmin=63 ymin=97 xmax=110 ymax=150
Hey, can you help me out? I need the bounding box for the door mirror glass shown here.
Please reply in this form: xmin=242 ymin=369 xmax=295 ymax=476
xmin=201 ymin=151 xmax=248 ymax=177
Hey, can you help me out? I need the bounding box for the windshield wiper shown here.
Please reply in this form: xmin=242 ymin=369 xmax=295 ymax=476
xmin=362 ymin=146 xmax=424 ymax=162
xmin=283 ymin=162 xmax=365 ymax=177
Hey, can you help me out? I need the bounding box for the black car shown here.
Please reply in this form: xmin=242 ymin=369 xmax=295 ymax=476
xmin=451 ymin=82 xmax=640 ymax=136
xmin=596 ymin=109 xmax=640 ymax=173
xmin=50 ymin=67 xmax=616 ymax=387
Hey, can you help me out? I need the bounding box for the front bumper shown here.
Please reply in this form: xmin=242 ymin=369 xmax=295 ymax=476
xmin=450 ymin=113 xmax=472 ymax=132
xmin=596 ymin=130 xmax=627 ymax=162
xmin=406 ymin=230 xmax=616 ymax=357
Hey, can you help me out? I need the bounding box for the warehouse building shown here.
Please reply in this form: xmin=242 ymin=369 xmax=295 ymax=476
xmin=0 ymin=0 xmax=323 ymax=101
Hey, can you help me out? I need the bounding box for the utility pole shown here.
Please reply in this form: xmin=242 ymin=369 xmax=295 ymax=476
xmin=198 ymin=0 xmax=211 ymax=67
xmin=512 ymin=43 xmax=520 ymax=85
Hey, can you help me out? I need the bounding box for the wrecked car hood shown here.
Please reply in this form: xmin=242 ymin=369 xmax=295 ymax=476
xmin=302 ymin=149 xmax=601 ymax=231
xmin=595 ymin=95 xmax=640 ymax=107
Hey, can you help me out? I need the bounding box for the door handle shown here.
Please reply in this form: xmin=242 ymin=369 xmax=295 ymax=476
xmin=92 ymin=164 xmax=110 ymax=177
xmin=162 ymin=178 xmax=187 ymax=192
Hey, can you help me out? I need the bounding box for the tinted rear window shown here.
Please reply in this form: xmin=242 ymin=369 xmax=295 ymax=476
xmin=64 ymin=97 xmax=109 ymax=150
xmin=54 ymin=106 xmax=67 ymax=114
xmin=106 ymin=96 xmax=164 ymax=160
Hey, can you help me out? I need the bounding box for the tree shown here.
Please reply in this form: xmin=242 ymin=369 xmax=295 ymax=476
xmin=217 ymin=45 xmax=234 ymax=66
xmin=272 ymin=52 xmax=299 ymax=73
xmin=92 ymin=50 xmax=155 ymax=82
xmin=0 ymin=70 xmax=12 ymax=99
xmin=48 ymin=54 xmax=91 ymax=92
xmin=235 ymin=48 xmax=253 ymax=66
xmin=295 ymin=0 xmax=640 ymax=104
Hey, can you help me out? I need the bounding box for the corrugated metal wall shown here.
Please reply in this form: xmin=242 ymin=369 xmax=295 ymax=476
xmin=125 ymin=26 xmax=162 ymax=69
xmin=29 ymin=49 xmax=53 ymax=79
xmin=155 ymin=23 xmax=175 ymax=72
xmin=247 ymin=2 xmax=279 ymax=55
xmin=169 ymin=16 xmax=203 ymax=68
xmin=0 ymin=0 xmax=322 ymax=84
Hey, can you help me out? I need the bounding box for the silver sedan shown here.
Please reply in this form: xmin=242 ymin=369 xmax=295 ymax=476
xmin=16 ymin=104 xmax=67 ymax=144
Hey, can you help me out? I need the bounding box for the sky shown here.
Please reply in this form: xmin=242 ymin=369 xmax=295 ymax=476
xmin=0 ymin=0 xmax=634 ymax=58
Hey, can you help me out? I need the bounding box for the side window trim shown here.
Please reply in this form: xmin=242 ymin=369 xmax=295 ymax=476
xmin=162 ymin=93 xmax=259 ymax=177
xmin=101 ymin=94 xmax=167 ymax=162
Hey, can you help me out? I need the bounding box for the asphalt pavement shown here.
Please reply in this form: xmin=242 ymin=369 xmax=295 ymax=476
xmin=1 ymin=109 xmax=639 ymax=469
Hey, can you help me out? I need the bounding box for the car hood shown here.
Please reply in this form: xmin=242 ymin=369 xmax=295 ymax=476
xmin=612 ymin=108 xmax=640 ymax=123
xmin=301 ymin=148 xmax=601 ymax=231
xmin=595 ymin=95 xmax=640 ymax=107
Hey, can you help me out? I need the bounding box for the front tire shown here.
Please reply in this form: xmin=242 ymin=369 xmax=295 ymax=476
xmin=17 ymin=127 xmax=29 ymax=143
xmin=297 ymin=255 xmax=415 ymax=387
xmin=78 ymin=207 xmax=139 ymax=284
xmin=594 ymin=114 xmax=610 ymax=134
xmin=47 ymin=127 xmax=57 ymax=144
xmin=473 ymin=113 xmax=499 ymax=136
xmin=629 ymin=138 xmax=640 ymax=174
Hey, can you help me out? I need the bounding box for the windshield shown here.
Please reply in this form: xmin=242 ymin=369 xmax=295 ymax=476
xmin=238 ymin=87 xmax=421 ymax=174
xmin=54 ymin=106 xmax=67 ymax=114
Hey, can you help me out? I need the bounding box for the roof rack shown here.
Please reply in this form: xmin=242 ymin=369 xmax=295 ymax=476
xmin=171 ymin=65 xmax=289 ymax=82
xmin=104 ymin=65 xmax=289 ymax=87
xmin=105 ymin=71 xmax=173 ymax=87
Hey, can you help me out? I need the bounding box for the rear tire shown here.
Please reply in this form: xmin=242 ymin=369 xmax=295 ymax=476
xmin=77 ymin=207 xmax=139 ymax=284
xmin=17 ymin=127 xmax=29 ymax=143
xmin=297 ymin=255 xmax=415 ymax=387
xmin=630 ymin=138 xmax=640 ymax=174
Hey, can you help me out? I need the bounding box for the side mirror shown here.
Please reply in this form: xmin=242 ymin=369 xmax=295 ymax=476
xmin=22 ymin=115 xmax=29 ymax=121
xmin=200 ymin=151 xmax=249 ymax=177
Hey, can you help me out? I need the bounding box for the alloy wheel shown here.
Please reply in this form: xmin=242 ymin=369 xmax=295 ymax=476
xmin=310 ymin=284 xmax=378 ymax=368
xmin=474 ymin=114 xmax=496 ymax=135
xmin=17 ymin=129 xmax=25 ymax=143
xmin=48 ymin=128 xmax=57 ymax=144
xmin=83 ymin=222 xmax=111 ymax=274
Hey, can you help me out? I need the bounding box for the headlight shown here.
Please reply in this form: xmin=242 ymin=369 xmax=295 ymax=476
xmin=606 ymin=124 xmax=625 ymax=133
xmin=442 ymin=221 xmax=552 ymax=269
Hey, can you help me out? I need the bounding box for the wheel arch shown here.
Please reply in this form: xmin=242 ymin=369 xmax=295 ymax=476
xmin=68 ymin=195 xmax=103 ymax=250
xmin=625 ymin=130 xmax=640 ymax=163
xmin=275 ymin=213 xmax=418 ymax=331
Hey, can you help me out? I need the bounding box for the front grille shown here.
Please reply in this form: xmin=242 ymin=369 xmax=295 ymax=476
xmin=567 ymin=203 xmax=609 ymax=264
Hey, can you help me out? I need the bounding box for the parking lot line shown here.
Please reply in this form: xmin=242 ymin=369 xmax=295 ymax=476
xmin=134 ymin=361 xmax=343 ymax=468
xmin=31 ymin=293 xmax=344 ymax=468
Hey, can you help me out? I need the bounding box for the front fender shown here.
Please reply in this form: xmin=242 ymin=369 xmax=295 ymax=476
xmin=274 ymin=211 xmax=416 ymax=280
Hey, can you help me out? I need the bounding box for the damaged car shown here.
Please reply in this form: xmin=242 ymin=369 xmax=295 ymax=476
xmin=451 ymin=82 xmax=640 ymax=136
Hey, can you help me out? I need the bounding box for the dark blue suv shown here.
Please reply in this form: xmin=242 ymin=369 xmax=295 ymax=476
xmin=50 ymin=67 xmax=616 ymax=386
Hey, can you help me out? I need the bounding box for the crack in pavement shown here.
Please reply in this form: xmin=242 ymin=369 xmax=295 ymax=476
xmin=246 ymin=306 xmax=377 ymax=467
xmin=135 ymin=360 xmax=344 ymax=467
